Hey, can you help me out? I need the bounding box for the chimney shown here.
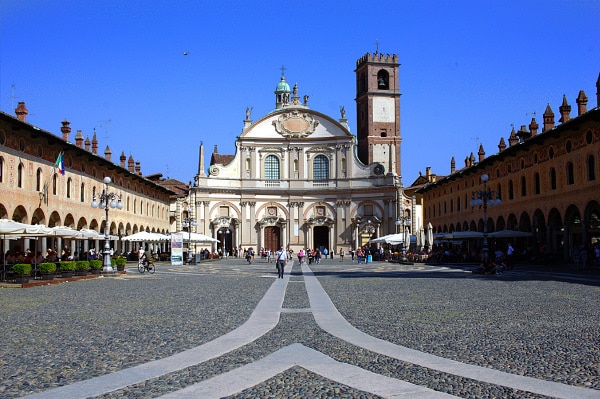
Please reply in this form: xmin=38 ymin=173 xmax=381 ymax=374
xmin=92 ymin=131 xmax=98 ymax=154
xmin=576 ymin=90 xmax=588 ymax=116
xmin=128 ymin=155 xmax=135 ymax=172
xmin=542 ymin=103 xmax=555 ymax=132
xmin=478 ymin=144 xmax=485 ymax=162
xmin=214 ymin=144 xmax=218 ymax=154
xmin=558 ymin=95 xmax=571 ymax=123
xmin=529 ymin=117 xmax=539 ymax=136
xmin=75 ymin=130 xmax=84 ymax=147
xmin=15 ymin=102 xmax=28 ymax=122
xmin=104 ymin=146 xmax=112 ymax=161
xmin=120 ymin=151 xmax=126 ymax=168
xmin=450 ymin=157 xmax=455 ymax=174
xmin=508 ymin=127 xmax=519 ymax=147
xmin=85 ymin=137 xmax=91 ymax=151
xmin=135 ymin=161 xmax=141 ymax=175
xmin=61 ymin=119 xmax=71 ymax=141
xmin=426 ymin=166 xmax=431 ymax=178
xmin=498 ymin=137 xmax=506 ymax=152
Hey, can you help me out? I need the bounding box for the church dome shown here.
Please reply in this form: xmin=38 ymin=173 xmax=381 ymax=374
xmin=275 ymin=76 xmax=291 ymax=93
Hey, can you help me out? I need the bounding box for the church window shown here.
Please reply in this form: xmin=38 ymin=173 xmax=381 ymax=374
xmin=550 ymin=168 xmax=557 ymax=190
xmin=521 ymin=176 xmax=526 ymax=197
xmin=534 ymin=173 xmax=540 ymax=194
xmin=377 ymin=70 xmax=389 ymax=90
xmin=265 ymin=155 xmax=280 ymax=180
xmin=81 ymin=183 xmax=85 ymax=202
xmin=293 ymin=159 xmax=298 ymax=172
xmin=67 ymin=177 xmax=72 ymax=198
xmin=220 ymin=206 xmax=229 ymax=217
xmin=508 ymin=180 xmax=514 ymax=200
xmin=313 ymin=155 xmax=329 ymax=180
xmin=363 ymin=204 xmax=373 ymax=216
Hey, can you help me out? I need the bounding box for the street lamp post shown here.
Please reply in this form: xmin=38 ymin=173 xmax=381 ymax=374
xmin=396 ymin=209 xmax=411 ymax=260
xmin=470 ymin=173 xmax=501 ymax=260
xmin=182 ymin=217 xmax=197 ymax=263
xmin=91 ymin=176 xmax=123 ymax=272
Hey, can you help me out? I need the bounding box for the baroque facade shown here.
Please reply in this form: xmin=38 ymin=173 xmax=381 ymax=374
xmin=188 ymin=53 xmax=420 ymax=254
xmin=0 ymin=103 xmax=173 ymax=256
xmin=416 ymin=74 xmax=600 ymax=261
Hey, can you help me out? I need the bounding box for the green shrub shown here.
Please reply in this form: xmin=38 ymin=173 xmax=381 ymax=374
xmin=75 ymin=261 xmax=90 ymax=271
xmin=89 ymin=260 xmax=103 ymax=269
xmin=39 ymin=262 xmax=57 ymax=274
xmin=115 ymin=257 xmax=126 ymax=266
xmin=12 ymin=263 xmax=32 ymax=276
xmin=60 ymin=261 xmax=76 ymax=271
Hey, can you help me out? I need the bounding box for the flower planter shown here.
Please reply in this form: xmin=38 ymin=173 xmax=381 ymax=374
xmin=89 ymin=268 xmax=101 ymax=275
xmin=15 ymin=275 xmax=29 ymax=284
xmin=61 ymin=271 xmax=74 ymax=278
xmin=41 ymin=273 xmax=54 ymax=281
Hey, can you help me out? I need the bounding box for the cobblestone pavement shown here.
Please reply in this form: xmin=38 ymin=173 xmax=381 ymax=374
xmin=1 ymin=258 xmax=599 ymax=398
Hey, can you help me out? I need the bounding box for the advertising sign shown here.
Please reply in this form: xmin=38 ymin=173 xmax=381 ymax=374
xmin=171 ymin=232 xmax=184 ymax=265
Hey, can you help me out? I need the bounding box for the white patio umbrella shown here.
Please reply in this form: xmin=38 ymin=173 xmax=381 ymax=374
xmin=426 ymin=222 xmax=434 ymax=248
xmin=122 ymin=231 xmax=170 ymax=242
xmin=404 ymin=227 xmax=411 ymax=250
xmin=175 ymin=232 xmax=219 ymax=243
xmin=489 ymin=230 xmax=532 ymax=238
xmin=0 ymin=219 xmax=53 ymax=277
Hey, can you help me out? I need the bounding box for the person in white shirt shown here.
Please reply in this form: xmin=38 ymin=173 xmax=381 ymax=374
xmin=275 ymin=246 xmax=289 ymax=278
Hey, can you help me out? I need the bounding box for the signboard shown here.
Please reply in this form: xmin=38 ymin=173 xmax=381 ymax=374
xmin=171 ymin=232 xmax=184 ymax=265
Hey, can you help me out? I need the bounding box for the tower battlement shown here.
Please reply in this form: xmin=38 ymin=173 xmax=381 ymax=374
xmin=356 ymin=52 xmax=398 ymax=66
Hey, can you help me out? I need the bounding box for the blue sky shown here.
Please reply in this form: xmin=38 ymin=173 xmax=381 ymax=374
xmin=1 ymin=0 xmax=599 ymax=185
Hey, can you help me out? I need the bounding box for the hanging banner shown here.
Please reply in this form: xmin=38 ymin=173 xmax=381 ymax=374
xmin=171 ymin=232 xmax=184 ymax=265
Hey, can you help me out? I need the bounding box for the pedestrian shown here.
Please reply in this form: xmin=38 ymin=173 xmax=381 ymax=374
xmin=339 ymin=248 xmax=344 ymax=262
xmin=275 ymin=246 xmax=288 ymax=278
xmin=506 ymin=243 xmax=514 ymax=270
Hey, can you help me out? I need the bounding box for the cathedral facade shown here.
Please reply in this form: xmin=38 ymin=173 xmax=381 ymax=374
xmin=187 ymin=53 xmax=419 ymax=254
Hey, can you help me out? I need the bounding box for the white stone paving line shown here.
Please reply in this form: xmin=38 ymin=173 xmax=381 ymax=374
xmin=22 ymin=271 xmax=290 ymax=399
xmin=158 ymin=343 xmax=461 ymax=399
xmin=302 ymin=263 xmax=600 ymax=399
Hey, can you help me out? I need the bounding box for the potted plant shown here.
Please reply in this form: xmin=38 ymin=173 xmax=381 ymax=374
xmin=12 ymin=263 xmax=32 ymax=284
xmin=60 ymin=261 xmax=76 ymax=278
xmin=89 ymin=259 xmax=103 ymax=274
xmin=39 ymin=262 xmax=57 ymax=280
xmin=114 ymin=256 xmax=126 ymax=272
xmin=74 ymin=260 xmax=90 ymax=276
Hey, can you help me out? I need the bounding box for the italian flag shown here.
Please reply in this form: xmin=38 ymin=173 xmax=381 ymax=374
xmin=55 ymin=152 xmax=65 ymax=175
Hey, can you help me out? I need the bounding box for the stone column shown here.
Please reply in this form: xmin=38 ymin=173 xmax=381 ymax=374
xmin=249 ymin=202 xmax=256 ymax=246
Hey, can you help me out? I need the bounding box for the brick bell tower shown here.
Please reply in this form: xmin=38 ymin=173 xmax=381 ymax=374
xmin=355 ymin=52 xmax=401 ymax=176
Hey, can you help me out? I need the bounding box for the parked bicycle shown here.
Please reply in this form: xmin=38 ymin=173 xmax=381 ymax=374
xmin=137 ymin=255 xmax=155 ymax=274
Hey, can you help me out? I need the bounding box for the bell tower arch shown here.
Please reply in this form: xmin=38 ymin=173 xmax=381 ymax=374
xmin=355 ymin=52 xmax=401 ymax=176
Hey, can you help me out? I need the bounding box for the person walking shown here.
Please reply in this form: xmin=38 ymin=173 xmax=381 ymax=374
xmin=275 ymin=246 xmax=289 ymax=278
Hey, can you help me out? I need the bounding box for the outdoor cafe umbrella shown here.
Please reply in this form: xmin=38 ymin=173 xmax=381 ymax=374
xmin=122 ymin=231 xmax=170 ymax=242
xmin=0 ymin=219 xmax=53 ymax=276
xmin=175 ymin=232 xmax=219 ymax=243
xmin=426 ymin=222 xmax=434 ymax=249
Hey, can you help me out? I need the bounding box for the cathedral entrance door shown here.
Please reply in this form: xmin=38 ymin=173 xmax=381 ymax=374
xmin=263 ymin=226 xmax=280 ymax=252
xmin=313 ymin=226 xmax=330 ymax=252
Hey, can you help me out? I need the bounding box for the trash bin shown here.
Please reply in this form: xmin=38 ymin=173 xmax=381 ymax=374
xmin=367 ymin=255 xmax=372 ymax=263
